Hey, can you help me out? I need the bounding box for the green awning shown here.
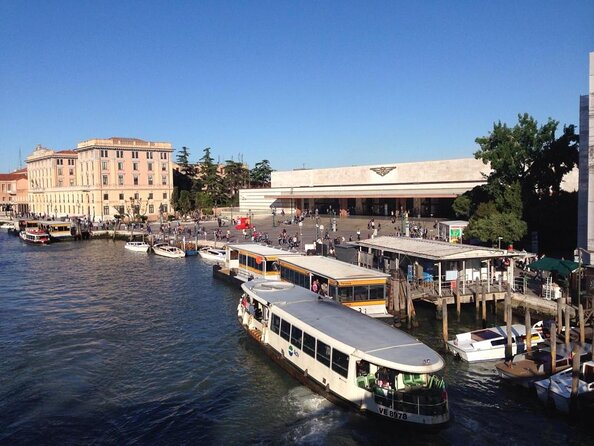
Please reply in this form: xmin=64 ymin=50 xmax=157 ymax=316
xmin=527 ymin=257 xmax=579 ymax=277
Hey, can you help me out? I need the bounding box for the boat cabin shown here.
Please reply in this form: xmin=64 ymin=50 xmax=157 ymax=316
xmin=39 ymin=221 xmax=75 ymax=240
xmin=277 ymin=255 xmax=390 ymax=316
xmin=225 ymin=244 xmax=301 ymax=281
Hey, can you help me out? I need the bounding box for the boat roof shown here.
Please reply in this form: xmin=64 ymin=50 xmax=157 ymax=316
xmin=227 ymin=243 xmax=301 ymax=258
xmin=278 ymin=255 xmax=390 ymax=282
xmin=242 ymin=280 xmax=444 ymax=373
xmin=356 ymin=236 xmax=514 ymax=260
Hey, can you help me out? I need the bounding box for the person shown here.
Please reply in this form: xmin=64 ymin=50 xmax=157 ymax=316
xmin=320 ymin=282 xmax=328 ymax=296
xmin=356 ymin=229 xmax=361 ymax=241
xmin=311 ymin=279 xmax=319 ymax=293
xmin=356 ymin=360 xmax=370 ymax=377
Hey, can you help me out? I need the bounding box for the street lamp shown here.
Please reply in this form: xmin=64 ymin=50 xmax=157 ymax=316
xmin=299 ymin=221 xmax=303 ymax=251
xmin=498 ymin=237 xmax=503 ymax=250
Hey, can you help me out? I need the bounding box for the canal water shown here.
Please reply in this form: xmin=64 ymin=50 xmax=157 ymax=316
xmin=0 ymin=231 xmax=592 ymax=446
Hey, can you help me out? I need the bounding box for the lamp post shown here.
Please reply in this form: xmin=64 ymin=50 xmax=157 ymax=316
xmin=299 ymin=221 xmax=303 ymax=251
xmin=498 ymin=237 xmax=503 ymax=250
xmin=272 ymin=206 xmax=276 ymax=228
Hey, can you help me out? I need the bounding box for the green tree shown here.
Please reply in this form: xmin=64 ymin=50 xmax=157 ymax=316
xmin=224 ymin=160 xmax=249 ymax=205
xmin=176 ymin=146 xmax=196 ymax=177
xmin=250 ymin=160 xmax=273 ymax=187
xmin=171 ymin=186 xmax=180 ymax=213
xmin=178 ymin=190 xmax=193 ymax=216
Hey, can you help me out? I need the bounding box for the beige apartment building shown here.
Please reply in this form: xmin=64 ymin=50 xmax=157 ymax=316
xmin=27 ymin=137 xmax=174 ymax=222
xmin=0 ymin=168 xmax=28 ymax=215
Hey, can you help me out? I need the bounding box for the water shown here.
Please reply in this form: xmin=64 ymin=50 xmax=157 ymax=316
xmin=0 ymin=231 xmax=593 ymax=446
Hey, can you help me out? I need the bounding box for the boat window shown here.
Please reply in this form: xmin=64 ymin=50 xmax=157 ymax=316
xmin=316 ymin=340 xmax=331 ymax=367
xmin=490 ymin=338 xmax=507 ymax=347
xmin=271 ymin=314 xmax=281 ymax=335
xmin=290 ymin=326 xmax=303 ymax=350
xmin=337 ymin=286 xmax=352 ymax=303
xmin=331 ymin=349 xmax=349 ymax=378
xmin=303 ymin=332 xmax=315 ymax=357
xmin=239 ymin=254 xmax=247 ymax=266
xmin=229 ymin=250 xmax=238 ymax=260
xmin=280 ymin=320 xmax=291 ymax=341
xmin=369 ymin=285 xmax=385 ymax=301
xmin=266 ymin=260 xmax=277 ymax=273
xmin=353 ymin=286 xmax=369 ymax=301
xmin=329 ymin=285 xmax=337 ymax=299
xmin=280 ymin=266 xmax=309 ymax=289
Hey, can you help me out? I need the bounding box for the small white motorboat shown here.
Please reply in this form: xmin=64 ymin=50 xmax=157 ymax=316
xmin=446 ymin=322 xmax=545 ymax=362
xmin=0 ymin=222 xmax=16 ymax=231
xmin=125 ymin=241 xmax=150 ymax=253
xmin=152 ymin=243 xmax=186 ymax=258
xmin=198 ymin=246 xmax=226 ymax=262
xmin=534 ymin=360 xmax=594 ymax=413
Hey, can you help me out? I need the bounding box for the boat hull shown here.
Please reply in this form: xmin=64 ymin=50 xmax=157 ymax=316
xmin=153 ymin=246 xmax=185 ymax=258
xmin=125 ymin=243 xmax=150 ymax=253
xmin=19 ymin=230 xmax=50 ymax=245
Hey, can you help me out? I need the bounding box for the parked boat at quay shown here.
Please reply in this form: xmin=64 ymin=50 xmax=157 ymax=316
xmin=19 ymin=228 xmax=50 ymax=245
xmin=152 ymin=243 xmax=186 ymax=258
xmin=238 ymin=280 xmax=449 ymax=427
xmin=534 ymin=360 xmax=594 ymax=413
xmin=447 ymin=322 xmax=545 ymax=362
xmin=124 ymin=241 xmax=150 ymax=253
xmin=198 ymin=246 xmax=226 ymax=262
xmin=495 ymin=342 xmax=593 ymax=388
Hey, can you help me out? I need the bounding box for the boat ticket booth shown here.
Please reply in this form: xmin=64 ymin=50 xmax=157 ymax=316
xmin=277 ymin=255 xmax=390 ymax=317
xmin=355 ymin=236 xmax=520 ymax=299
xmin=225 ymin=243 xmax=301 ymax=281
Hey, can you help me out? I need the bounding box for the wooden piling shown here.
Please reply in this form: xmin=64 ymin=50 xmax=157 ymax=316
xmin=481 ymin=285 xmax=487 ymax=328
xmin=570 ymin=343 xmax=581 ymax=415
xmin=550 ymin=322 xmax=557 ymax=374
xmin=564 ymin=299 xmax=571 ymax=350
xmin=505 ymin=289 xmax=513 ymax=361
xmin=475 ymin=284 xmax=480 ymax=318
xmin=455 ymin=279 xmax=461 ymax=319
xmin=557 ymin=298 xmax=563 ymax=335
xmin=525 ymin=309 xmax=532 ymax=354
xmin=442 ymin=298 xmax=448 ymax=347
xmin=492 ymin=293 xmax=497 ymax=315
xmin=579 ymin=304 xmax=585 ymax=346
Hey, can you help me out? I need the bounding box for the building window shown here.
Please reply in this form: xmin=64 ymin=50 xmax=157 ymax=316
xmin=149 ymin=204 xmax=154 ymax=213
xmin=148 ymin=192 xmax=153 ymax=199
xmin=102 ymin=175 xmax=108 ymax=186
xmin=161 ymin=163 xmax=167 ymax=171
xmin=116 ymin=150 xmax=123 ymax=158
xmin=101 ymin=161 xmax=107 ymax=171
xmin=163 ymin=192 xmax=167 ymax=199
xmin=134 ymin=192 xmax=139 ymax=200
xmin=119 ymin=193 xmax=124 ymax=200
xmin=161 ymin=176 xmax=167 ymax=186
xmin=118 ymin=205 xmax=125 ymax=214
xmin=118 ymin=174 xmax=124 ymax=186
xmin=160 ymin=152 xmax=167 ymax=160
xmin=101 ymin=149 xmax=108 ymax=158
xmin=103 ymin=206 xmax=109 ymax=216
xmin=68 ymin=159 xmax=75 ymax=165
xmin=117 ymin=161 xmax=124 ymax=171
xmin=103 ymin=193 xmax=109 ymax=200
xmin=161 ymin=204 xmax=168 ymax=213
xmin=132 ymin=151 xmax=139 ymax=159
xmin=147 ymin=151 xmax=153 ymax=159
xmin=147 ymin=162 xmax=153 ymax=171
xmin=57 ymin=168 xmax=63 ymax=176
xmin=57 ymin=159 xmax=63 ymax=165
xmin=133 ymin=175 xmax=139 ymax=186
xmin=69 ymin=168 xmax=74 ymax=175
xmin=58 ymin=179 xmax=63 ymax=187
xmin=148 ymin=175 xmax=153 ymax=186
xmin=133 ymin=162 xmax=138 ymax=171
xmin=69 ymin=179 xmax=74 ymax=186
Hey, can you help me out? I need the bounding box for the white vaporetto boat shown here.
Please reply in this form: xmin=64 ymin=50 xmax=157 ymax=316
xmin=238 ymin=280 xmax=449 ymax=427
xmin=125 ymin=241 xmax=150 ymax=253
xmin=198 ymin=247 xmax=226 ymax=262
xmin=152 ymin=243 xmax=185 ymax=258
xmin=534 ymin=360 xmax=594 ymax=413
xmin=446 ymin=322 xmax=545 ymax=362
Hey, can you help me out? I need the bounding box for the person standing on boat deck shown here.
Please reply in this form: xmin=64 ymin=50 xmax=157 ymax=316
xmin=311 ymin=279 xmax=319 ymax=293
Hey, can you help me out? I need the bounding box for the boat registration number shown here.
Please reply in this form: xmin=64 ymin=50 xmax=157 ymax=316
xmin=378 ymin=407 xmax=407 ymax=420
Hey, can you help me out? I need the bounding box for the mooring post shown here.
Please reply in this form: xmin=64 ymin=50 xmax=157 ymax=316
xmin=456 ymin=279 xmax=461 ymax=319
xmin=492 ymin=293 xmax=497 ymax=316
xmin=557 ymin=298 xmax=563 ymax=335
xmin=570 ymin=343 xmax=581 ymax=415
xmin=564 ymin=299 xmax=570 ymax=350
xmin=442 ymin=297 xmax=448 ymax=347
xmin=579 ymin=304 xmax=585 ymax=346
xmin=475 ymin=282 xmax=480 ymax=317
xmin=505 ymin=289 xmax=513 ymax=362
xmin=550 ymin=322 xmax=557 ymax=374
xmin=481 ymin=284 xmax=487 ymax=329
xmin=525 ymin=309 xmax=532 ymax=354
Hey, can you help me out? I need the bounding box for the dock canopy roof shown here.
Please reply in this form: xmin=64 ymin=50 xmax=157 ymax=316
xmin=357 ymin=236 xmax=511 ymax=261
xmin=227 ymin=243 xmax=301 ymax=258
xmin=243 ymin=280 xmax=444 ymax=373
xmin=277 ymin=255 xmax=390 ymax=281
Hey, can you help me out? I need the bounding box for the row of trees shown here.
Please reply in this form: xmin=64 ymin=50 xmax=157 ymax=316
xmin=171 ymin=146 xmax=273 ymax=217
xmin=453 ymin=113 xmax=579 ymax=256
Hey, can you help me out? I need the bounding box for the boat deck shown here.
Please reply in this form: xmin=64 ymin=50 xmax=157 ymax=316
xmin=495 ymin=359 xmax=543 ymax=379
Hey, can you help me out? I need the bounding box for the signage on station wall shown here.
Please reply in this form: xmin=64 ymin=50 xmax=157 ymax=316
xmin=449 ymin=227 xmax=462 ymax=244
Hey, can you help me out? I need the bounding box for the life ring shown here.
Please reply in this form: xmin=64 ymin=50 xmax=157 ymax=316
xmin=255 ymin=256 xmax=264 ymax=265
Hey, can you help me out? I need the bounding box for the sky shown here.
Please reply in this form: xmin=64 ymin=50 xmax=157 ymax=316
xmin=0 ymin=0 xmax=592 ymax=173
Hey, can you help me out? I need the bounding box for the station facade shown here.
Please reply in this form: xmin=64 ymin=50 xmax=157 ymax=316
xmin=239 ymin=157 xmax=492 ymax=218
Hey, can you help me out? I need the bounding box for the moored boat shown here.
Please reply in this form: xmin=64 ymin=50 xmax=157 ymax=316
xmin=152 ymin=243 xmax=185 ymax=258
xmin=534 ymin=360 xmax=594 ymax=413
xmin=198 ymin=247 xmax=226 ymax=262
xmin=447 ymin=322 xmax=545 ymax=362
xmin=238 ymin=280 xmax=449 ymax=427
xmin=125 ymin=241 xmax=150 ymax=253
xmin=19 ymin=228 xmax=50 ymax=245
xmin=0 ymin=222 xmax=16 ymax=231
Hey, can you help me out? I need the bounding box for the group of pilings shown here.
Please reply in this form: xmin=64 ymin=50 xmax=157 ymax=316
xmin=440 ymin=288 xmax=593 ymax=414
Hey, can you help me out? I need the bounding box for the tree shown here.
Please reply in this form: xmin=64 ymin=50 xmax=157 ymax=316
xmin=171 ymin=186 xmax=180 ymax=213
xmin=250 ymin=160 xmax=273 ymax=187
xmin=178 ymin=190 xmax=193 ymax=217
xmin=224 ymin=160 xmax=249 ymax=205
xmin=176 ymin=146 xmax=196 ymax=177
xmin=460 ymin=113 xmax=579 ymax=252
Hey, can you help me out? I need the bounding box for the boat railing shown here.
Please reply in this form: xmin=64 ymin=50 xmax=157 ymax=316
xmin=373 ymin=390 xmax=448 ymax=416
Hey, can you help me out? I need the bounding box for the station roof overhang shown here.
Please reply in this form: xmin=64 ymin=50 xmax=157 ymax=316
xmin=357 ymin=236 xmax=516 ymax=261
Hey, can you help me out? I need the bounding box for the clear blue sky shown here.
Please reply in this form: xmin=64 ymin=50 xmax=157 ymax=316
xmin=0 ymin=0 xmax=592 ymax=173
